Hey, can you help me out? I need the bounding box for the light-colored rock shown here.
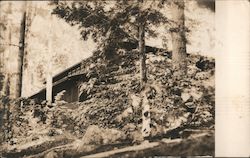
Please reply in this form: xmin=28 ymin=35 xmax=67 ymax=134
xmin=151 ymin=125 xmax=165 ymax=137
xmin=181 ymin=92 xmax=191 ymax=102
xmin=82 ymin=125 xmax=126 ymax=145
xmin=187 ymin=87 xmax=203 ymax=100
xmin=123 ymin=123 xmax=137 ymax=132
xmin=130 ymin=130 xmax=144 ymax=143
xmin=82 ymin=125 xmax=103 ymax=145
xmin=74 ymin=139 xmax=97 ymax=153
xmin=131 ymin=94 xmax=141 ymax=110
xmin=185 ymin=102 xmax=193 ymax=107
xmin=44 ymin=150 xmax=58 ymax=158
xmin=102 ymin=128 xmax=126 ymax=144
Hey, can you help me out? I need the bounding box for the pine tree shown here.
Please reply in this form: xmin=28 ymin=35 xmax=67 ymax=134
xmin=16 ymin=2 xmax=27 ymax=98
xmin=52 ymin=0 xmax=167 ymax=139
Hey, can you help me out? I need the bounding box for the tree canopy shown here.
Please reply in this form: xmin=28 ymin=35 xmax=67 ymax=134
xmin=51 ymin=0 xmax=168 ymax=59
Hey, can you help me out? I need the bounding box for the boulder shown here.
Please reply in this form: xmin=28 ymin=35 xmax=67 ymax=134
xmin=185 ymin=87 xmax=203 ymax=100
xmin=82 ymin=125 xmax=126 ymax=145
xmin=129 ymin=130 xmax=144 ymax=143
xmin=123 ymin=123 xmax=137 ymax=132
xmin=81 ymin=125 xmax=103 ymax=145
xmin=102 ymin=128 xmax=126 ymax=144
xmin=74 ymin=139 xmax=96 ymax=153
xmin=181 ymin=92 xmax=191 ymax=102
xmin=44 ymin=150 xmax=58 ymax=158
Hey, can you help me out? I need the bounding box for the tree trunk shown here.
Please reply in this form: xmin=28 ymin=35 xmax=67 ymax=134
xmin=0 ymin=1 xmax=4 ymax=93
xmin=141 ymin=89 xmax=151 ymax=138
xmin=170 ymin=0 xmax=187 ymax=75
xmin=138 ymin=0 xmax=150 ymax=139
xmin=139 ymin=22 xmax=147 ymax=87
xmin=2 ymin=74 xmax=10 ymax=96
xmin=16 ymin=10 xmax=26 ymax=98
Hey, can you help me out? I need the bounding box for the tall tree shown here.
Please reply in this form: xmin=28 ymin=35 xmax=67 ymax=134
xmin=169 ymin=0 xmax=187 ymax=75
xmin=138 ymin=0 xmax=150 ymax=138
xmin=16 ymin=1 xmax=27 ymax=98
xmin=51 ymin=0 xmax=167 ymax=59
xmin=138 ymin=0 xmax=146 ymax=87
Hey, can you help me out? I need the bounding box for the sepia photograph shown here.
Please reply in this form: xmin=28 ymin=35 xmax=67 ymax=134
xmin=0 ymin=0 xmax=216 ymax=157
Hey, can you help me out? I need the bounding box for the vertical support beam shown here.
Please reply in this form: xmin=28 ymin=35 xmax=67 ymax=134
xmin=46 ymin=69 xmax=52 ymax=104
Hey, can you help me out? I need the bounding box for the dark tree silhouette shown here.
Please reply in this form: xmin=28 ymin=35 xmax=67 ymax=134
xmin=16 ymin=9 xmax=26 ymax=98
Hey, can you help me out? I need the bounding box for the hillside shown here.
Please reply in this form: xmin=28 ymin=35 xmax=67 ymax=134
xmin=0 ymin=49 xmax=215 ymax=157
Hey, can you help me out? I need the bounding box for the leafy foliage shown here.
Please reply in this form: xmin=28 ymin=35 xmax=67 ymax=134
xmin=51 ymin=0 xmax=168 ymax=59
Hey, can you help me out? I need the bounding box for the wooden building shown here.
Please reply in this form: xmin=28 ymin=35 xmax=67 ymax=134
xmin=29 ymin=61 xmax=89 ymax=103
xmin=29 ymin=42 xmax=168 ymax=103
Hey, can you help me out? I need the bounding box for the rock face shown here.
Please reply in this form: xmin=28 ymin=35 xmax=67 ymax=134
xmin=74 ymin=125 xmax=127 ymax=154
xmin=82 ymin=125 xmax=126 ymax=145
